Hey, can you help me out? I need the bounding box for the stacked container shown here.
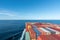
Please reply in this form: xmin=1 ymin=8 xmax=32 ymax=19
xmin=26 ymin=23 xmax=36 ymax=40
xmin=38 ymin=28 xmax=51 ymax=35
xmin=32 ymin=25 xmax=41 ymax=38
xmin=26 ymin=22 xmax=60 ymax=40
xmin=29 ymin=28 xmax=36 ymax=40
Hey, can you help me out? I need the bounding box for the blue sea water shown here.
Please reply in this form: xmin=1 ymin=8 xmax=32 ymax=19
xmin=0 ymin=20 xmax=60 ymax=40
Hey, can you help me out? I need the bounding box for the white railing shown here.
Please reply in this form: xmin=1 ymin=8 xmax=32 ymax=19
xmin=20 ymin=29 xmax=26 ymax=40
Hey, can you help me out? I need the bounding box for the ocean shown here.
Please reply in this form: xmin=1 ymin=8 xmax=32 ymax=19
xmin=0 ymin=20 xmax=60 ymax=40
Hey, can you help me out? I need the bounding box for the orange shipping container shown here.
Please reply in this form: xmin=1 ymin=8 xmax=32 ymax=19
xmin=37 ymin=36 xmax=42 ymax=40
xmin=26 ymin=23 xmax=33 ymax=32
xmin=29 ymin=28 xmax=36 ymax=40
xmin=37 ymin=35 xmax=48 ymax=40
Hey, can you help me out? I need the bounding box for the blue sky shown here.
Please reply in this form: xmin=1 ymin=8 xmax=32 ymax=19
xmin=0 ymin=0 xmax=60 ymax=20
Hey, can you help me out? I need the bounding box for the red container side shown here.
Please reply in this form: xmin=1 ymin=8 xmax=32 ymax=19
xmin=46 ymin=35 xmax=57 ymax=40
xmin=51 ymin=34 xmax=60 ymax=40
xmin=29 ymin=28 xmax=36 ymax=40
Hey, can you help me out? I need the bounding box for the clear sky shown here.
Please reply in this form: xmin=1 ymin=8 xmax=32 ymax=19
xmin=0 ymin=0 xmax=60 ymax=20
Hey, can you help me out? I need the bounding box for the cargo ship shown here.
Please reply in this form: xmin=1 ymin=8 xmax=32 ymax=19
xmin=25 ymin=22 xmax=60 ymax=40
